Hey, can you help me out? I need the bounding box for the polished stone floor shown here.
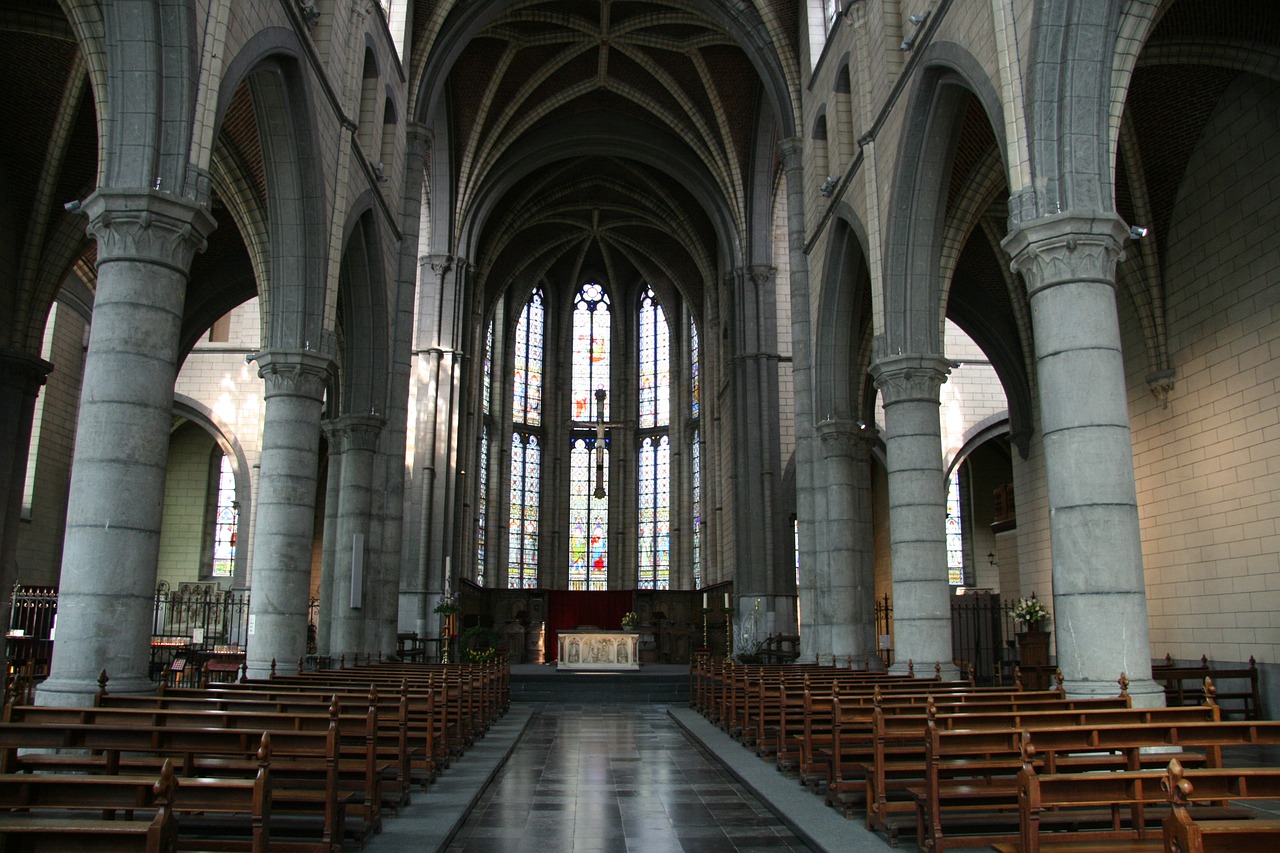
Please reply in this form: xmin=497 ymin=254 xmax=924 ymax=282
xmin=443 ymin=705 xmax=810 ymax=853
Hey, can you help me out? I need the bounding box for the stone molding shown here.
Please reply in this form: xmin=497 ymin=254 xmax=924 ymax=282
xmin=255 ymin=349 xmax=332 ymax=400
xmin=0 ymin=350 xmax=53 ymax=396
xmin=1001 ymin=213 xmax=1129 ymax=299
xmin=868 ymin=353 xmax=952 ymax=405
xmin=82 ymin=189 xmax=216 ymax=274
xmin=816 ymin=418 xmax=878 ymax=460
xmin=330 ymin=414 xmax=385 ymax=453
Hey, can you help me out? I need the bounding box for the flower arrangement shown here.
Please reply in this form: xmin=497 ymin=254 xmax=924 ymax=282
xmin=1012 ymin=593 xmax=1049 ymax=628
xmin=433 ymin=597 xmax=460 ymax=616
xmin=621 ymin=611 xmax=638 ymax=629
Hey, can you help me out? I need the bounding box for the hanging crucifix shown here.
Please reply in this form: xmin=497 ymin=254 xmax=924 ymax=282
xmin=592 ymin=388 xmax=614 ymax=498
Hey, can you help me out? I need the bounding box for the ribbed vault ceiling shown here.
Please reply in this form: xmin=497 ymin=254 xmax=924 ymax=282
xmin=434 ymin=0 xmax=782 ymax=306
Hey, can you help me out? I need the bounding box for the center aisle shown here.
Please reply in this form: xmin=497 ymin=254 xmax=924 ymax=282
xmin=444 ymin=704 xmax=808 ymax=853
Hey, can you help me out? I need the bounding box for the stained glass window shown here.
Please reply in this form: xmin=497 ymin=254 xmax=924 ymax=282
xmin=639 ymin=287 xmax=670 ymax=428
xmin=946 ymin=468 xmax=964 ymax=586
xmin=690 ymin=317 xmax=700 ymax=418
xmin=513 ymin=289 xmax=543 ymax=427
xmin=482 ymin=319 xmax=494 ymax=416
xmin=212 ymin=454 xmax=236 ymax=577
xmin=692 ymin=430 xmax=702 ymax=589
xmin=508 ymin=433 xmax=540 ymax=588
xmin=637 ymin=436 xmax=671 ymax=589
xmin=476 ymin=423 xmax=488 ymax=586
xmin=569 ymin=437 xmax=607 ymax=590
xmin=571 ymin=283 xmax=610 ymax=422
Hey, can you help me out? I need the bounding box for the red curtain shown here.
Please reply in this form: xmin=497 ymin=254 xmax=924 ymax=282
xmin=545 ymin=590 xmax=635 ymax=661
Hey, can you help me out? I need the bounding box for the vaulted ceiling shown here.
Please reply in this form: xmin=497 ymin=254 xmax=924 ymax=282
xmin=411 ymin=0 xmax=801 ymax=309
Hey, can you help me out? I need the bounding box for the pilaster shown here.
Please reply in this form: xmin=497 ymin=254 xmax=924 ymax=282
xmin=328 ymin=415 xmax=384 ymax=659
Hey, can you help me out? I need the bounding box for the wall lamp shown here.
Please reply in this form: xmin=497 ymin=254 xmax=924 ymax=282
xmin=820 ymin=175 xmax=839 ymax=197
xmin=1129 ymin=225 xmax=1148 ymax=240
xmin=901 ymin=9 xmax=930 ymax=50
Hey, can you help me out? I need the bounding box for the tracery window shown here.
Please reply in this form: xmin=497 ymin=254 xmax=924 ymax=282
xmin=946 ymin=468 xmax=964 ymax=586
xmin=637 ymin=286 xmax=671 ymax=589
xmin=690 ymin=316 xmax=701 ymax=587
xmin=477 ymin=320 xmax=494 ymax=585
xmin=212 ymin=454 xmax=236 ymax=578
xmin=508 ymin=290 xmax=543 ymax=589
xmin=568 ymin=283 xmax=611 ymax=590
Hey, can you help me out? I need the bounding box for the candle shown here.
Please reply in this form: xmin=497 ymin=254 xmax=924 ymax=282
xmin=702 ymin=592 xmax=708 ymax=608
xmin=724 ymin=593 xmax=730 ymax=608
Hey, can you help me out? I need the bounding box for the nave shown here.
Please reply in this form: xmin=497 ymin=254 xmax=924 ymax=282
xmin=363 ymin=703 xmax=855 ymax=853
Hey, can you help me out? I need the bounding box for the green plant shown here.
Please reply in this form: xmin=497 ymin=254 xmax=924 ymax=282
xmin=621 ymin=611 xmax=638 ymax=629
xmin=1012 ymin=593 xmax=1049 ymax=626
xmin=433 ymin=599 xmax=460 ymax=616
xmin=459 ymin=625 xmax=500 ymax=662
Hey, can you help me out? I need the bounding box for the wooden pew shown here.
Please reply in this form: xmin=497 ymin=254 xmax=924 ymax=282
xmin=912 ymin=718 xmax=1280 ymax=852
xmin=997 ymin=756 xmax=1280 ymax=853
xmin=0 ymin=759 xmax=179 ymax=853
xmin=1154 ymin=657 xmax=1261 ymax=720
xmin=1163 ymin=758 xmax=1280 ymax=853
xmin=0 ymin=710 xmax=349 ymax=850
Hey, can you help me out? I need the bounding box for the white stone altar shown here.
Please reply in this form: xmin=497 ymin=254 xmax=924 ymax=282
xmin=557 ymin=630 xmax=640 ymax=670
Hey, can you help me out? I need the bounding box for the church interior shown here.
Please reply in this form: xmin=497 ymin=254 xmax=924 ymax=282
xmin=1 ymin=0 xmax=1279 ymax=845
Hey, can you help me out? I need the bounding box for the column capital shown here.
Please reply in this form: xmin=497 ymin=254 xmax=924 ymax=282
xmin=868 ymin=353 xmax=952 ymax=405
xmin=815 ymin=418 xmax=878 ymax=460
xmin=82 ymin=189 xmax=217 ymax=274
xmin=255 ymin=349 xmax=332 ymax=401
xmin=330 ymin=414 xmax=385 ymax=453
xmin=1001 ymin=213 xmax=1129 ymax=299
xmin=0 ymin=350 xmax=53 ymax=396
xmin=778 ymin=137 xmax=803 ymax=169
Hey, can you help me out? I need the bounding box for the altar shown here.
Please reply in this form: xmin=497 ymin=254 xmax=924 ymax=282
xmin=557 ymin=630 xmax=640 ymax=670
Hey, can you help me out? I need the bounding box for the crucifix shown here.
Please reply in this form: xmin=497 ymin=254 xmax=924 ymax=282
xmin=591 ymin=388 xmax=622 ymax=498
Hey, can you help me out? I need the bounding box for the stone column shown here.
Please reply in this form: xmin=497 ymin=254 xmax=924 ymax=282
xmin=1002 ymin=214 xmax=1160 ymax=705
xmin=38 ymin=190 xmax=214 ymax=704
xmin=817 ymin=419 xmax=878 ymax=666
xmin=869 ymin=353 xmax=956 ymax=678
xmin=314 ymin=420 xmax=343 ymax=657
xmin=0 ymin=352 xmax=51 ymax=632
xmin=244 ymin=349 xmax=331 ymax=679
xmin=327 ymin=415 xmax=383 ymax=660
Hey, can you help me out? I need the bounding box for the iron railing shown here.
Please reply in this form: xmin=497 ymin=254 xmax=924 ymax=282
xmin=876 ymin=590 xmax=1021 ymax=685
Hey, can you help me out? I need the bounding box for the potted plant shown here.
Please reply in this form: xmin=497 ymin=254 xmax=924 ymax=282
xmin=621 ymin=611 xmax=638 ymax=630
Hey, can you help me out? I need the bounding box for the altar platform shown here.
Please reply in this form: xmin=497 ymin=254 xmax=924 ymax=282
xmin=509 ymin=662 xmax=688 ymax=703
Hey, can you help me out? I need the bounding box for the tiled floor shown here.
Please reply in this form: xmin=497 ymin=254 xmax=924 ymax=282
xmin=443 ymin=705 xmax=810 ymax=853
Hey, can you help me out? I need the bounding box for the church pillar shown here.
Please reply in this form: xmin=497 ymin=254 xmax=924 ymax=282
xmin=244 ymin=349 xmax=331 ymax=679
xmin=328 ymin=415 xmax=384 ymax=659
xmin=1002 ymin=214 xmax=1161 ymax=705
xmin=0 ymin=352 xmax=50 ymax=631
xmin=816 ymin=419 xmax=878 ymax=666
xmin=315 ymin=419 xmax=343 ymax=657
xmin=38 ymin=189 xmax=214 ymax=704
xmin=869 ymin=353 xmax=956 ymax=678
xmin=728 ymin=264 xmax=792 ymax=642
xmin=409 ymin=254 xmax=468 ymax=638
xmin=779 ymin=137 xmax=818 ymax=660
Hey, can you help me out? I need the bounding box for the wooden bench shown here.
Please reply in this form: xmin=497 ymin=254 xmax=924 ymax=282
xmin=1154 ymin=657 xmax=1261 ymax=720
xmin=988 ymin=757 xmax=1280 ymax=853
xmin=1163 ymin=758 xmax=1280 ymax=853
xmin=913 ymin=719 xmax=1280 ymax=852
xmin=0 ymin=759 xmax=179 ymax=853
xmin=0 ymin=712 xmax=350 ymax=850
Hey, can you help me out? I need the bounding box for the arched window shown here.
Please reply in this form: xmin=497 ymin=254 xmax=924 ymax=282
xmin=946 ymin=468 xmax=964 ymax=586
xmin=690 ymin=316 xmax=702 ymax=588
xmin=211 ymin=453 xmax=237 ymax=578
xmin=637 ymin=286 xmax=671 ymax=589
xmin=568 ymin=283 xmax=611 ymax=590
xmin=477 ymin=320 xmax=494 ymax=585
xmin=508 ymin=290 xmax=544 ymax=589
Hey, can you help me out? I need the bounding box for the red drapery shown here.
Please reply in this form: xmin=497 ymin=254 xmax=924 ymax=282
xmin=545 ymin=590 xmax=635 ymax=661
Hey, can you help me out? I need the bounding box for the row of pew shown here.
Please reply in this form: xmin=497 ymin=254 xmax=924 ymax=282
xmin=690 ymin=656 xmax=1280 ymax=852
xmin=0 ymin=656 xmax=510 ymax=852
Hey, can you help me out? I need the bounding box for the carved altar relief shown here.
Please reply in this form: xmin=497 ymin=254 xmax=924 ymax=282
xmin=557 ymin=630 xmax=640 ymax=670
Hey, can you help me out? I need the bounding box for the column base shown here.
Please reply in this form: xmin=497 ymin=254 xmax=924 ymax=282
xmin=1063 ymin=675 xmax=1164 ymax=708
xmin=37 ymin=673 xmax=155 ymax=706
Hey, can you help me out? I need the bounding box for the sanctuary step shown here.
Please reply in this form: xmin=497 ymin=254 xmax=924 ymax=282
xmin=509 ymin=663 xmax=689 ymax=703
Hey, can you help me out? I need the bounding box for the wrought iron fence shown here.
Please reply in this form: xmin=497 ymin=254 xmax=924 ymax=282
xmin=6 ymin=584 xmax=321 ymax=684
xmin=875 ymin=590 xmax=1021 ymax=685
